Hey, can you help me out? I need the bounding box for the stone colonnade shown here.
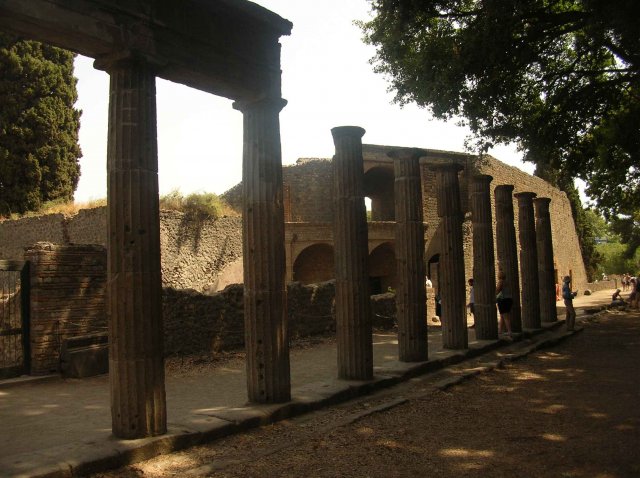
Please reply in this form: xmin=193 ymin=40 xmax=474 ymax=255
xmin=431 ymin=163 xmax=468 ymax=349
xmin=494 ymin=185 xmax=523 ymax=333
xmin=331 ymin=127 xmax=373 ymax=380
xmin=470 ymin=175 xmax=498 ymax=340
xmin=535 ymin=198 xmax=558 ymax=322
xmin=515 ymin=192 xmax=541 ymax=330
xmin=103 ymin=64 xmax=560 ymax=439
xmin=389 ymin=148 xmax=428 ymax=361
xmin=102 ymin=53 xmax=293 ymax=437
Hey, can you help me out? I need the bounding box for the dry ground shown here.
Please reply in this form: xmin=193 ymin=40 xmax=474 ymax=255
xmin=91 ymin=310 xmax=640 ymax=478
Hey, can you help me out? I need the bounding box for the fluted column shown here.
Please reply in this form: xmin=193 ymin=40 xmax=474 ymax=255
xmin=494 ymin=185 xmax=522 ymax=333
xmin=515 ymin=192 xmax=541 ymax=329
xmin=102 ymin=57 xmax=166 ymax=439
xmin=234 ymin=97 xmax=290 ymax=402
xmin=430 ymin=162 xmax=467 ymax=349
xmin=331 ymin=126 xmax=373 ymax=380
xmin=535 ymin=197 xmax=557 ymax=323
xmin=470 ymin=175 xmax=498 ymax=340
xmin=389 ymin=148 xmax=427 ymax=361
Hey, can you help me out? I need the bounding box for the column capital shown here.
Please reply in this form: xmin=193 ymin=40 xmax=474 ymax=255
xmin=232 ymin=97 xmax=287 ymax=113
xmin=471 ymin=174 xmax=493 ymax=185
xmin=331 ymin=126 xmax=366 ymax=141
xmin=515 ymin=191 xmax=537 ymax=201
xmin=387 ymin=148 xmax=427 ymax=161
xmin=428 ymin=161 xmax=464 ymax=173
xmin=534 ymin=197 xmax=552 ymax=208
xmin=93 ymin=49 xmax=166 ymax=72
xmin=495 ymin=184 xmax=515 ymax=195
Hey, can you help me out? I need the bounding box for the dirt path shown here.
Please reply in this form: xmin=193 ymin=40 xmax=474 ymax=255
xmin=91 ymin=310 xmax=640 ymax=478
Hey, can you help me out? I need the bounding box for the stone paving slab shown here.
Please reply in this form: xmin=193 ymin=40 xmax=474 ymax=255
xmin=0 ymin=289 xmax=615 ymax=478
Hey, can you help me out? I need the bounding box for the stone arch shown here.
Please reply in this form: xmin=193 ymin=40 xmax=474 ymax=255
xmin=369 ymin=242 xmax=396 ymax=294
xmin=364 ymin=167 xmax=395 ymax=221
xmin=292 ymin=243 xmax=334 ymax=285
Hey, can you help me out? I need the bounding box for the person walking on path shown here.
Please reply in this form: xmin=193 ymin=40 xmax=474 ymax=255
xmin=496 ymin=271 xmax=512 ymax=336
xmin=562 ymin=275 xmax=578 ymax=331
xmin=467 ymin=278 xmax=475 ymax=327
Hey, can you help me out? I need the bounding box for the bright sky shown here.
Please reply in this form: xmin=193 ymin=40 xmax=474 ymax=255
xmin=72 ymin=0 xmax=533 ymax=203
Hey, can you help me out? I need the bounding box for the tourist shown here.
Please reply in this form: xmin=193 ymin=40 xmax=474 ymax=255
xmin=611 ymin=289 xmax=625 ymax=307
xmin=467 ymin=278 xmax=475 ymax=327
xmin=435 ymin=290 xmax=442 ymax=319
xmin=425 ymin=276 xmax=433 ymax=289
xmin=562 ymin=275 xmax=578 ymax=331
xmin=496 ymin=271 xmax=512 ymax=337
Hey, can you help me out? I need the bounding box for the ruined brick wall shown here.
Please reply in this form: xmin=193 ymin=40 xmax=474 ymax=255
xmin=222 ymin=158 xmax=334 ymax=223
xmin=25 ymin=243 xmax=107 ymax=375
xmin=0 ymin=215 xmax=67 ymax=260
xmin=0 ymin=208 xmax=243 ymax=292
xmin=163 ymin=280 xmax=397 ymax=356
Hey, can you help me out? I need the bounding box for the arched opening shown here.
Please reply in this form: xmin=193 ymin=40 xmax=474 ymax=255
xmin=369 ymin=242 xmax=396 ymax=294
xmin=293 ymin=243 xmax=335 ymax=285
xmin=427 ymin=253 xmax=440 ymax=292
xmin=364 ymin=167 xmax=394 ymax=221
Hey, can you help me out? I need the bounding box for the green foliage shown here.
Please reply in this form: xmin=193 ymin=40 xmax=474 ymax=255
xmin=0 ymin=33 xmax=81 ymax=215
xmin=360 ymin=0 xmax=639 ymax=218
xmin=159 ymin=189 xmax=230 ymax=220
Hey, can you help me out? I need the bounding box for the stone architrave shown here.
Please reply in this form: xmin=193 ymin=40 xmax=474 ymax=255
xmin=494 ymin=185 xmax=522 ymax=333
xmin=331 ymin=126 xmax=373 ymax=380
xmin=535 ymin=197 xmax=557 ymax=322
xmin=430 ymin=162 xmax=467 ymax=350
xmin=101 ymin=56 xmax=166 ymax=439
xmin=470 ymin=175 xmax=498 ymax=340
xmin=233 ymin=97 xmax=291 ymax=403
xmin=389 ymin=148 xmax=427 ymax=362
xmin=515 ymin=192 xmax=541 ymax=329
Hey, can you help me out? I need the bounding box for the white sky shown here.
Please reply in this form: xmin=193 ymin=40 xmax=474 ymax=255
xmin=73 ymin=0 xmax=533 ymax=203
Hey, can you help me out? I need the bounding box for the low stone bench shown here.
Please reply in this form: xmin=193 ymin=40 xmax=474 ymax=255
xmin=60 ymin=333 xmax=108 ymax=378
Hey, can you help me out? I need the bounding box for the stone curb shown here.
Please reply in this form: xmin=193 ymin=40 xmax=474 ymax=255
xmin=4 ymin=320 xmax=570 ymax=478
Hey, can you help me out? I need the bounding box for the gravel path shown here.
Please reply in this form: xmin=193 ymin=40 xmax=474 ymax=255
xmin=91 ymin=310 xmax=640 ymax=478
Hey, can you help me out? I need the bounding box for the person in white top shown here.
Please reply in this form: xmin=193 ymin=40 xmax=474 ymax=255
xmin=425 ymin=276 xmax=433 ymax=288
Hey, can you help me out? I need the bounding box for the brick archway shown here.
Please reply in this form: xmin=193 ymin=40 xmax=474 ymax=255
xmin=369 ymin=242 xmax=396 ymax=294
xmin=292 ymin=243 xmax=334 ymax=285
xmin=364 ymin=167 xmax=395 ymax=221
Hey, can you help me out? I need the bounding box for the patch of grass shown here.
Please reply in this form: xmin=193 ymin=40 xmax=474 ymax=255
xmin=159 ymin=189 xmax=237 ymax=219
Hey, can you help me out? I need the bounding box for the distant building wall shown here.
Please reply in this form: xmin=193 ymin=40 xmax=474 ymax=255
xmin=0 ymin=208 xmax=243 ymax=292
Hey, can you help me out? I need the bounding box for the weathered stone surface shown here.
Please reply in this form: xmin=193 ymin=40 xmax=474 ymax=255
xmin=24 ymin=243 xmax=107 ymax=375
xmin=389 ymin=148 xmax=427 ymax=362
xmin=430 ymin=162 xmax=467 ymax=350
xmin=470 ymin=175 xmax=498 ymax=340
xmin=331 ymin=126 xmax=373 ymax=380
xmin=515 ymin=192 xmax=541 ymax=329
xmin=494 ymin=185 xmax=522 ymax=333
xmin=234 ymin=97 xmax=291 ymax=403
xmin=535 ymin=197 xmax=557 ymax=323
xmin=106 ymin=59 xmax=166 ymax=439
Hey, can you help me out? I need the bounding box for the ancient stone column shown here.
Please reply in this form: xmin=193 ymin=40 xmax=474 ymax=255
xmin=389 ymin=148 xmax=427 ymax=362
xmin=102 ymin=57 xmax=166 ymax=439
xmin=535 ymin=197 xmax=557 ymax=323
xmin=233 ymin=97 xmax=291 ymax=403
xmin=470 ymin=175 xmax=498 ymax=340
xmin=494 ymin=185 xmax=522 ymax=333
xmin=430 ymin=162 xmax=467 ymax=349
xmin=515 ymin=192 xmax=541 ymax=329
xmin=331 ymin=126 xmax=373 ymax=380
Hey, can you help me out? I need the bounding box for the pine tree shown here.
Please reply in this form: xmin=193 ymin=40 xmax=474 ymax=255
xmin=0 ymin=32 xmax=81 ymax=215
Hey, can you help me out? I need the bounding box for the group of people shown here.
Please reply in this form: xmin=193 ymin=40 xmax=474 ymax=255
xmin=462 ymin=272 xmax=578 ymax=335
xmin=612 ymin=273 xmax=640 ymax=308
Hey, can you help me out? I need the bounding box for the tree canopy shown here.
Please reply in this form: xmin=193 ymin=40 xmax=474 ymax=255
xmin=0 ymin=33 xmax=81 ymax=216
xmin=360 ymin=0 xmax=639 ymax=218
